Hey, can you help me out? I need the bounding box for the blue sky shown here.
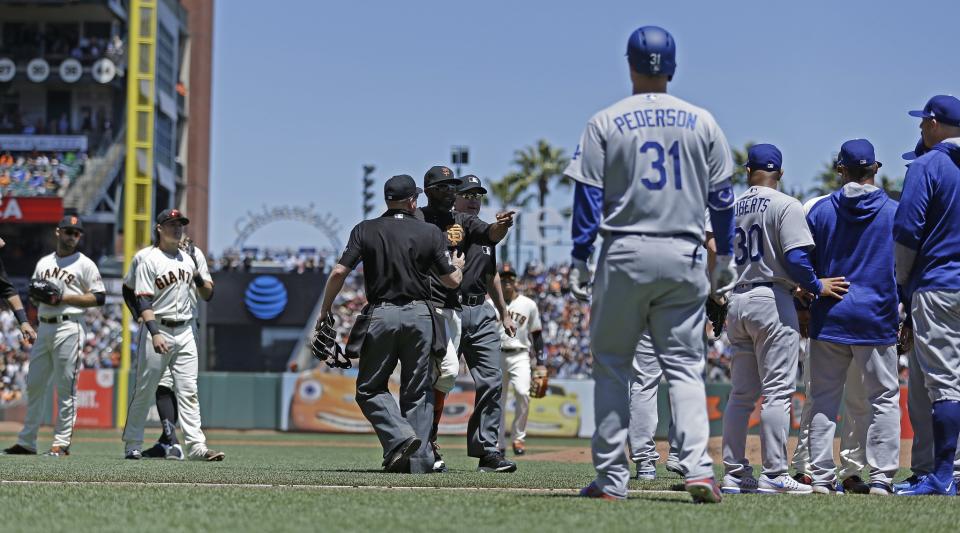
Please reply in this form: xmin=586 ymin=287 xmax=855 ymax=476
xmin=208 ymin=0 xmax=959 ymax=260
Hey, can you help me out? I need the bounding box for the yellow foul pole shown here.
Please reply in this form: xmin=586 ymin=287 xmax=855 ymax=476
xmin=118 ymin=0 xmax=157 ymax=427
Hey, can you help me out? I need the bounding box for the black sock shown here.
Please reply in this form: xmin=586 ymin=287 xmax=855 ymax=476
xmin=156 ymin=386 xmax=180 ymax=446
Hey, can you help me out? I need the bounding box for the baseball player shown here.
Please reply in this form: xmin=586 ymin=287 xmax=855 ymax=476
xmin=805 ymin=139 xmax=901 ymax=495
xmin=494 ymin=269 xmax=543 ymax=456
xmin=720 ymin=144 xmax=847 ymax=495
xmin=567 ymin=25 xmax=738 ymax=503
xmin=416 ymin=166 xmax=514 ymax=472
xmin=791 ymin=196 xmax=871 ymax=494
xmin=452 ymin=176 xmax=518 ymax=473
xmin=893 ymin=135 xmax=960 ymax=493
xmin=894 ymin=95 xmax=960 ymax=496
xmin=2 ymin=216 xmax=105 ymax=457
xmin=122 ymin=209 xmax=224 ymax=461
xmin=122 ymin=234 xmax=213 ymax=460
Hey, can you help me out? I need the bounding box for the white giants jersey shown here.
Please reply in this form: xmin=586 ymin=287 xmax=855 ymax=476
xmin=124 ymin=246 xmax=211 ymax=312
xmin=564 ymin=93 xmax=735 ymax=239
xmin=732 ymin=186 xmax=815 ymax=288
xmin=32 ymin=252 xmax=104 ymax=317
xmin=134 ymin=247 xmax=201 ymax=321
xmin=500 ymin=294 xmax=542 ymax=352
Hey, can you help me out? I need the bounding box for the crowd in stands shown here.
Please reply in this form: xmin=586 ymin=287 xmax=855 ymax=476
xmin=213 ymin=248 xmax=327 ymax=273
xmin=0 ymin=151 xmax=86 ymax=197
xmin=2 ymin=24 xmax=123 ymax=63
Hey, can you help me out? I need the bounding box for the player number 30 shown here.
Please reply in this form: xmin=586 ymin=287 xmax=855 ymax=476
xmin=734 ymin=224 xmax=764 ymax=265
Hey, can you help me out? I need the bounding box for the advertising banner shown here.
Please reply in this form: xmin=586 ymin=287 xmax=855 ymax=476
xmin=53 ymin=369 xmax=114 ymax=428
xmin=0 ymin=197 xmax=64 ymax=223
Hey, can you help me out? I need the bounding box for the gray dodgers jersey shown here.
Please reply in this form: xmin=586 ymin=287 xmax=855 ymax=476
xmin=564 ymin=93 xmax=735 ymax=238
xmin=732 ymin=186 xmax=814 ymax=287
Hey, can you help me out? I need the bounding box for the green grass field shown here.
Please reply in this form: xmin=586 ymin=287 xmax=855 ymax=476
xmin=1 ymin=429 xmax=958 ymax=532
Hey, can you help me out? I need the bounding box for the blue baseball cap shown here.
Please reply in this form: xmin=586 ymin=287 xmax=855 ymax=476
xmin=908 ymin=95 xmax=960 ymax=127
xmin=902 ymin=138 xmax=926 ymax=161
xmin=745 ymin=143 xmax=782 ymax=171
xmin=838 ymin=139 xmax=881 ymax=169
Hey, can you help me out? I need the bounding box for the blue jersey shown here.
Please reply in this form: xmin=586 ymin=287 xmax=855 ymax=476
xmin=807 ymin=186 xmax=899 ymax=345
xmin=893 ymin=138 xmax=960 ymax=295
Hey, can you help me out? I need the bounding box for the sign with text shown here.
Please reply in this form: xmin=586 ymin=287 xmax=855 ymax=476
xmin=0 ymin=135 xmax=88 ymax=152
xmin=0 ymin=197 xmax=64 ymax=223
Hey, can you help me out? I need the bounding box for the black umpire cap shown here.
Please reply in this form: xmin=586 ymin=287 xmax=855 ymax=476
xmin=458 ymin=175 xmax=487 ymax=194
xmin=424 ymin=165 xmax=462 ymax=188
xmin=384 ymin=174 xmax=422 ymax=201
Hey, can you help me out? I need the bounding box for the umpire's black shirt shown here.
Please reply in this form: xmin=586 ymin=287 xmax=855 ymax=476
xmin=416 ymin=205 xmax=493 ymax=309
xmin=338 ymin=209 xmax=454 ymax=305
xmin=459 ymin=238 xmax=497 ymax=303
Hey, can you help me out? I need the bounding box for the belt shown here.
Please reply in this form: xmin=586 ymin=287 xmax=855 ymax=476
xmin=735 ymin=281 xmax=774 ymax=290
xmin=502 ymin=346 xmax=529 ymax=353
xmin=608 ymin=230 xmax=700 ymax=241
xmin=159 ymin=318 xmax=190 ymax=327
xmin=462 ymin=294 xmax=486 ymax=306
xmin=39 ymin=315 xmax=75 ymax=324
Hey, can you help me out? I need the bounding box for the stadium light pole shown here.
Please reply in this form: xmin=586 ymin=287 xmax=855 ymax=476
xmin=362 ymin=165 xmax=376 ymax=219
xmin=451 ymin=146 xmax=469 ymax=177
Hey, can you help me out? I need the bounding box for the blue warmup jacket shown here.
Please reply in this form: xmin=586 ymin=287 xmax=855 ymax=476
xmin=894 ymin=139 xmax=960 ymax=296
xmin=807 ymin=187 xmax=899 ymax=345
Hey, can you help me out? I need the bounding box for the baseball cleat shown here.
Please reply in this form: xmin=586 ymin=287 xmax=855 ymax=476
xmin=142 ymin=443 xmax=167 ymax=458
xmin=430 ymin=441 xmax=447 ymax=473
xmin=2 ymin=444 xmax=37 ymax=455
xmin=896 ymin=475 xmax=955 ymax=496
xmin=666 ymin=460 xmax=685 ymax=477
xmin=193 ymin=448 xmax=226 ymax=462
xmin=841 ymin=475 xmax=870 ymax=495
xmin=165 ymin=444 xmax=184 ymax=460
xmin=686 ymin=477 xmax=722 ymax=504
xmin=792 ymin=472 xmax=813 ymax=485
xmin=635 ymin=465 xmax=656 ymax=481
xmin=757 ymin=473 xmax=813 ymax=494
xmin=478 ymin=452 xmax=517 ymax=473
xmin=45 ymin=446 xmax=69 ymax=457
xmin=383 ymin=436 xmax=420 ymax=473
xmin=868 ymin=481 xmax=893 ymax=496
xmin=579 ymin=481 xmax=625 ymax=501
xmin=125 ymin=450 xmax=142 ymax=460
xmin=512 ymin=439 xmax=525 ymax=456
xmin=892 ymin=474 xmax=925 ymax=492
xmin=811 ymin=482 xmax=845 ymax=495
xmin=721 ymin=473 xmax=758 ymax=494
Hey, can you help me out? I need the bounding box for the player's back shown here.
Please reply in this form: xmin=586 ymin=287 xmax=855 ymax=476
xmin=733 ymin=186 xmax=812 ymax=287
xmin=573 ymin=92 xmax=732 ymax=239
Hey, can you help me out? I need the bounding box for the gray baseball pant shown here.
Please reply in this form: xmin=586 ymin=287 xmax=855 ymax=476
xmin=723 ymin=284 xmax=798 ymax=478
xmin=355 ymin=302 xmax=435 ymax=473
xmin=629 ymin=332 xmax=680 ymax=473
xmin=906 ymin=345 xmax=960 ymax=475
xmin=459 ymin=303 xmax=503 ymax=458
xmin=589 ymin=234 xmax=713 ymax=499
xmin=807 ymin=340 xmax=901 ymax=486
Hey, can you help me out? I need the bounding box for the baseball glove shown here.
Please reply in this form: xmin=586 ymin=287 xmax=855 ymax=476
xmin=706 ymin=294 xmax=727 ymax=338
xmin=530 ymin=365 xmax=549 ymax=399
xmin=310 ymin=314 xmax=351 ymax=369
xmin=897 ymin=321 xmax=913 ymax=355
xmin=28 ymin=278 xmax=62 ymax=306
xmin=180 ymin=236 xmax=199 ymax=269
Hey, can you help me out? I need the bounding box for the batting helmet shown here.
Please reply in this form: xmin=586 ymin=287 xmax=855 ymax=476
xmin=626 ymin=26 xmax=676 ymax=78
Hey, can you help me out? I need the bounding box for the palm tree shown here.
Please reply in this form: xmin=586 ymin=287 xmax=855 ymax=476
xmin=731 ymin=142 xmax=754 ymax=188
xmin=488 ymin=175 xmax=533 ymax=265
xmin=502 ymin=140 xmax=571 ymax=263
xmin=809 ymin=159 xmax=841 ymax=197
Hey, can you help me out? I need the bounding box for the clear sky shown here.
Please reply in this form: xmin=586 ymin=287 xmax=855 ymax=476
xmin=208 ymin=0 xmax=959 ymax=259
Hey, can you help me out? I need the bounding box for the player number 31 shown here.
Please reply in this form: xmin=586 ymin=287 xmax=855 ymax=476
xmin=640 ymin=141 xmax=682 ymax=190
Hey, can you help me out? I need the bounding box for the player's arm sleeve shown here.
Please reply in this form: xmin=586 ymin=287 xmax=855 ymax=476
xmin=564 ymin=118 xmax=606 ymax=189
xmin=122 ymin=284 xmax=140 ymax=316
xmin=529 ymin=302 xmax=542 ymax=332
xmin=135 ymin=256 xmax=155 ymax=299
xmin=195 ymin=248 xmax=213 ymax=283
xmin=784 ymin=247 xmax=822 ymax=294
xmin=86 ymin=261 xmax=106 ymax=294
xmin=893 ymin=164 xmax=931 ymax=285
xmin=705 ymin=118 xmax=736 ymax=256
xmin=531 ymin=330 xmax=545 ymax=365
xmin=571 ymin=182 xmax=604 ymax=261
xmin=337 ymin=224 xmax=364 ymax=269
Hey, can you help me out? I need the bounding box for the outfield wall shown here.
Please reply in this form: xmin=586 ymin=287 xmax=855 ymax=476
xmin=0 ymin=369 xmax=914 ymax=440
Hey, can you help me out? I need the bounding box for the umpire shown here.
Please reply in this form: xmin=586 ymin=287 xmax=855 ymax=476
xmin=415 ymin=165 xmax=515 ymax=472
xmin=317 ymin=174 xmax=465 ymax=473
xmin=453 ymin=175 xmax=518 ymax=472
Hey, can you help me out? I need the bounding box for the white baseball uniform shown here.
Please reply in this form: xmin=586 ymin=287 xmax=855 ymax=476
xmin=567 ymin=92 xmax=734 ymax=497
xmin=495 ymin=294 xmax=541 ymax=450
xmin=18 ymin=251 xmax=104 ymax=451
xmin=722 ymin=185 xmax=813 ymax=479
xmin=122 ymin=246 xmax=210 ymax=458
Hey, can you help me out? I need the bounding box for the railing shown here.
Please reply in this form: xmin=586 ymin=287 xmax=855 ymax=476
xmin=63 ymin=123 xmax=126 ymax=214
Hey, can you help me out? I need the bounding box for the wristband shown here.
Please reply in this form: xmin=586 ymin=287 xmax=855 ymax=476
xmin=194 ymin=274 xmax=205 ymax=288
xmin=145 ymin=320 xmax=160 ymax=336
xmin=13 ymin=308 xmax=27 ymax=325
